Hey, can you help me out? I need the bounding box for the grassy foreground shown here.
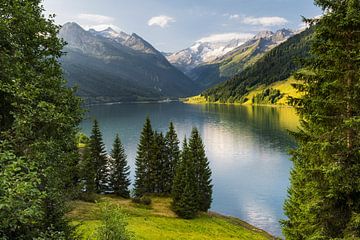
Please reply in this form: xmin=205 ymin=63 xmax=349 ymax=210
xmin=67 ymin=196 xmax=276 ymax=240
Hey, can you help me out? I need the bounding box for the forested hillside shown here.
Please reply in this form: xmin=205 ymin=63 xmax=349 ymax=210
xmin=201 ymin=28 xmax=313 ymax=104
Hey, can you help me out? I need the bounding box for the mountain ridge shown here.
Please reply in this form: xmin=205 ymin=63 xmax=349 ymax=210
xmin=59 ymin=22 xmax=200 ymax=104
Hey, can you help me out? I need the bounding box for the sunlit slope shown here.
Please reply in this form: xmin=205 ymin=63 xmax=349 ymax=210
xmin=68 ymin=196 xmax=275 ymax=240
xmin=200 ymin=28 xmax=312 ymax=103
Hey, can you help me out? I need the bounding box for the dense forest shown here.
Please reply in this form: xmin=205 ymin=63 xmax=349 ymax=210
xmin=202 ymin=28 xmax=313 ymax=103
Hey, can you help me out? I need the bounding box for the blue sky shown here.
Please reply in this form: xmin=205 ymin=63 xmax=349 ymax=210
xmin=43 ymin=0 xmax=322 ymax=52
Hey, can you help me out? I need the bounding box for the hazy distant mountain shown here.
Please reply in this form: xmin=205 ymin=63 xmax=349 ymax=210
xmin=166 ymin=35 xmax=252 ymax=74
xmin=59 ymin=22 xmax=199 ymax=103
xmin=187 ymin=29 xmax=295 ymax=89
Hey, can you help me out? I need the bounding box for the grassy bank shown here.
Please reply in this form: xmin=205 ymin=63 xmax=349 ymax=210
xmin=67 ymin=195 xmax=276 ymax=240
xmin=184 ymin=78 xmax=303 ymax=107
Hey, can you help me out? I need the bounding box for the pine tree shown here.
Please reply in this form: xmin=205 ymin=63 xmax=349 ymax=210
xmin=172 ymin=138 xmax=198 ymax=219
xmin=89 ymin=119 xmax=108 ymax=193
xmin=164 ymin=122 xmax=180 ymax=194
xmin=134 ymin=117 xmax=154 ymax=197
xmin=189 ymin=128 xmax=213 ymax=212
xmin=150 ymin=131 xmax=167 ymax=193
xmin=109 ymin=134 xmax=131 ymax=198
xmin=282 ymin=1 xmax=360 ymax=239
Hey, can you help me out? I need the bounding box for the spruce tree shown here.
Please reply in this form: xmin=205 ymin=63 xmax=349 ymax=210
xmin=164 ymin=122 xmax=180 ymax=194
xmin=134 ymin=117 xmax=154 ymax=197
xmin=172 ymin=138 xmax=198 ymax=219
xmin=150 ymin=131 xmax=167 ymax=193
xmin=89 ymin=119 xmax=108 ymax=193
xmin=109 ymin=134 xmax=131 ymax=198
xmin=282 ymin=1 xmax=360 ymax=239
xmin=189 ymin=128 xmax=213 ymax=212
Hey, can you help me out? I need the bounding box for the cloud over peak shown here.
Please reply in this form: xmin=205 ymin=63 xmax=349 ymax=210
xmin=242 ymin=16 xmax=288 ymax=26
xmin=197 ymin=32 xmax=254 ymax=43
xmin=148 ymin=15 xmax=175 ymax=28
xmin=77 ymin=13 xmax=114 ymax=24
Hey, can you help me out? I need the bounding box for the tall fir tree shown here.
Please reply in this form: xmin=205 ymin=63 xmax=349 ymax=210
xmin=89 ymin=120 xmax=108 ymax=193
xmin=134 ymin=117 xmax=154 ymax=197
xmin=172 ymin=138 xmax=198 ymax=219
xmin=0 ymin=0 xmax=82 ymax=238
xmin=109 ymin=134 xmax=131 ymax=198
xmin=282 ymin=1 xmax=360 ymax=239
xmin=150 ymin=131 xmax=167 ymax=193
xmin=164 ymin=122 xmax=180 ymax=194
xmin=189 ymin=128 xmax=213 ymax=212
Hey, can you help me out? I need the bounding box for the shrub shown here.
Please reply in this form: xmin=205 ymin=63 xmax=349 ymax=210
xmin=96 ymin=202 xmax=133 ymax=240
xmin=131 ymin=196 xmax=152 ymax=206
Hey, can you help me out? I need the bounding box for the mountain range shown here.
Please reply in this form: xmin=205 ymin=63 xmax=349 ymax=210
xmin=167 ymin=29 xmax=296 ymax=89
xmin=59 ymin=22 xmax=199 ymax=104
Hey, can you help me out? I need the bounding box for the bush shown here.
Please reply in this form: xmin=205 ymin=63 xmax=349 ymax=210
xmin=140 ymin=196 xmax=152 ymax=205
xmin=96 ymin=202 xmax=133 ymax=240
xmin=78 ymin=192 xmax=100 ymax=203
xmin=131 ymin=196 xmax=152 ymax=206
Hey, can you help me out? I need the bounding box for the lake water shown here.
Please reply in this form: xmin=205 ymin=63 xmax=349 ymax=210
xmin=80 ymin=102 xmax=299 ymax=237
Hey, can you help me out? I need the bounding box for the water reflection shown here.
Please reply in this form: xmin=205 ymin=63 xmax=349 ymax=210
xmin=81 ymin=102 xmax=299 ymax=237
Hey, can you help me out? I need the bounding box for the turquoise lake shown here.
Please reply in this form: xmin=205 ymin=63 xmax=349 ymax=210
xmin=80 ymin=101 xmax=299 ymax=237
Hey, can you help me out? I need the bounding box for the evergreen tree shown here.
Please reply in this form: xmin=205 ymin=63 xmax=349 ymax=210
xmin=164 ymin=122 xmax=180 ymax=194
xmin=89 ymin=120 xmax=108 ymax=193
xmin=172 ymin=138 xmax=198 ymax=219
xmin=109 ymin=134 xmax=131 ymax=198
xmin=282 ymin=1 xmax=360 ymax=239
xmin=189 ymin=128 xmax=213 ymax=212
xmin=0 ymin=0 xmax=82 ymax=238
xmin=134 ymin=117 xmax=154 ymax=197
xmin=150 ymin=131 xmax=167 ymax=193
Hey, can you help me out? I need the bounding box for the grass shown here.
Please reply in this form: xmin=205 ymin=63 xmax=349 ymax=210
xmin=67 ymin=195 xmax=276 ymax=240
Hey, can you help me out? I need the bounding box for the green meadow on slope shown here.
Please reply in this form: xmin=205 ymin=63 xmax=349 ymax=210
xmin=68 ymin=196 xmax=275 ymax=240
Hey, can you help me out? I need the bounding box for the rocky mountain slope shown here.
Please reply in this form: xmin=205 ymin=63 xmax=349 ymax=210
xmin=59 ymin=22 xmax=200 ymax=103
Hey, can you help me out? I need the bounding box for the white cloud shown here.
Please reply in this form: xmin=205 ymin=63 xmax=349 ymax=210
xmin=82 ymin=24 xmax=121 ymax=32
xmin=77 ymin=13 xmax=114 ymax=24
xmin=148 ymin=15 xmax=175 ymax=28
xmin=197 ymin=32 xmax=254 ymax=43
xmin=229 ymin=14 xmax=240 ymax=20
xmin=242 ymin=16 xmax=288 ymax=26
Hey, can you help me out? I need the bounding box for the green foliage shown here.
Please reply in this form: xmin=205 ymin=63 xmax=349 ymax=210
xmin=282 ymin=1 xmax=360 ymax=239
xmin=203 ymin=28 xmax=313 ymax=103
xmin=172 ymin=130 xmax=213 ymax=219
xmin=172 ymin=138 xmax=199 ymax=219
xmin=189 ymin=128 xmax=213 ymax=212
xmin=132 ymin=196 xmax=152 ymax=206
xmin=134 ymin=118 xmax=181 ymax=197
xmin=96 ymin=202 xmax=134 ymax=240
xmin=134 ymin=117 xmax=154 ymax=197
xmin=252 ymin=88 xmax=283 ymax=105
xmin=0 ymin=150 xmax=45 ymax=239
xmin=0 ymin=0 xmax=82 ymax=238
xmin=164 ymin=122 xmax=180 ymax=194
xmin=109 ymin=134 xmax=131 ymax=198
xmin=89 ymin=120 xmax=108 ymax=193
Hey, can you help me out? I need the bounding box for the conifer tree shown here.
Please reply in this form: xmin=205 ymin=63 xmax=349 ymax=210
xmin=172 ymin=138 xmax=198 ymax=219
xmin=164 ymin=122 xmax=180 ymax=194
xmin=89 ymin=120 xmax=108 ymax=193
xmin=134 ymin=117 xmax=154 ymax=197
xmin=282 ymin=1 xmax=360 ymax=239
xmin=189 ymin=128 xmax=213 ymax=212
xmin=109 ymin=134 xmax=131 ymax=198
xmin=151 ymin=132 xmax=167 ymax=193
